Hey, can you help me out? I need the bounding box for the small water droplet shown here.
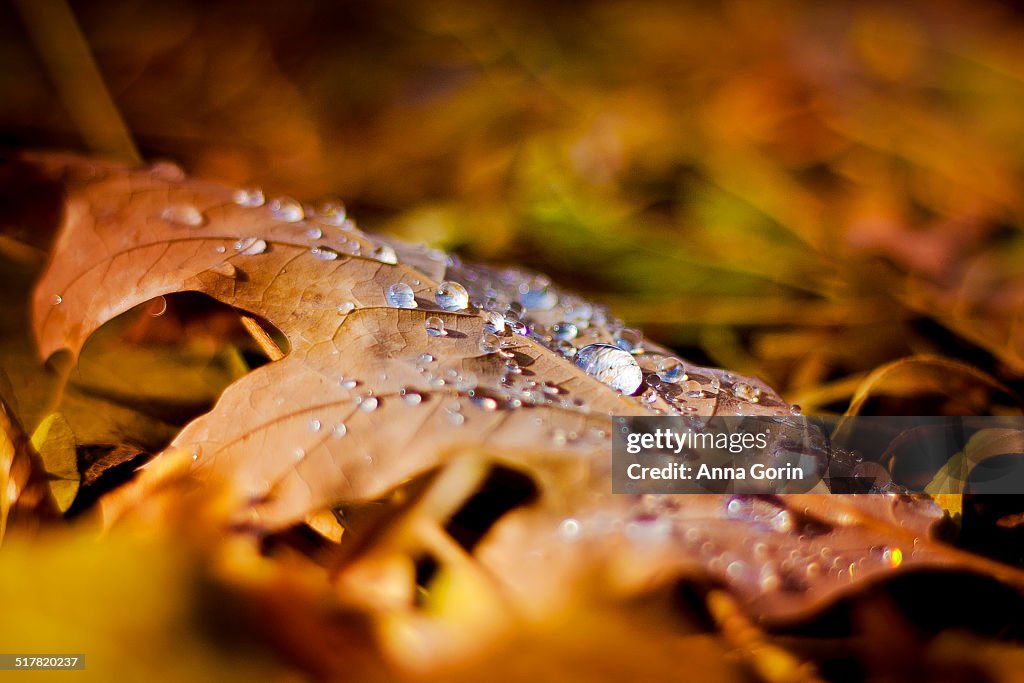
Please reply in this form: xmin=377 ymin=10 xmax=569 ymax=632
xmin=305 ymin=226 xmax=323 ymax=239
xmin=479 ymin=333 xmax=501 ymax=354
xmin=310 ymin=245 xmax=340 ymax=260
xmin=435 ymin=281 xmax=469 ymax=311
xmin=269 ymin=197 xmax=304 ymax=222
xmin=503 ymin=318 xmax=526 ymax=336
xmin=425 ymin=316 xmax=446 ymax=337
xmin=733 ymin=382 xmax=761 ymax=403
xmin=337 ymin=302 xmax=355 ymax=314
xmin=208 ymin=262 xmax=236 ymax=281
xmin=482 ymin=310 xmax=506 ymax=335
xmin=681 ymin=379 xmax=703 ymax=398
xmin=233 ymin=186 xmax=265 ymax=207
xmin=471 ymin=395 xmax=498 ymax=411
xmin=656 ymin=357 xmax=686 ymax=383
xmin=372 ymin=245 xmax=398 ymax=264
xmin=559 ymin=518 xmax=581 ymax=540
xmin=385 ymin=282 xmax=417 ymax=308
xmin=881 ymin=546 xmax=903 ymax=568
xmin=400 ymin=388 xmax=423 ymax=405
xmin=419 ymin=353 xmax=435 ymax=364
xmin=160 ymin=204 xmax=205 ymax=227
xmin=332 ymin=423 xmax=347 ymax=438
xmin=233 ymin=237 xmax=267 ymax=255
xmin=551 ymin=322 xmax=578 ymax=341
xmin=447 ymin=410 xmax=465 ymax=425
xmin=573 ymin=344 xmax=643 ymax=394
xmin=358 ymin=396 xmax=379 ymax=412
xmin=341 ymin=378 xmax=359 ymax=390
xmin=614 ymin=328 xmax=644 ymax=354
xmin=293 ymin=447 xmax=306 ymax=462
xmin=317 ymin=199 xmax=347 ymax=225
xmin=310 ymin=419 xmax=322 ymax=433
xmin=150 ymin=160 xmax=185 ymax=181
xmin=50 ymin=294 xmax=62 ymax=305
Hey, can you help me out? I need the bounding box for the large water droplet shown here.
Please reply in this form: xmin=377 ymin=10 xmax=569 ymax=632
xmin=160 ymin=204 xmax=205 ymax=227
xmin=386 ymin=283 xmax=417 ymax=308
xmin=269 ymin=197 xmax=304 ymax=222
xmin=332 ymin=423 xmax=348 ymax=438
xmin=305 ymin=226 xmax=323 ymax=239
xmin=425 ymin=316 xmax=446 ymax=337
xmin=573 ymin=344 xmax=643 ymax=394
xmin=372 ymin=245 xmax=398 ymax=264
xmin=551 ymin=322 xmax=578 ymax=341
xmin=233 ymin=237 xmax=267 ymax=255
xmin=233 ymin=186 xmax=265 ymax=207
xmin=310 ymin=245 xmax=340 ymax=260
xmin=435 ymin=281 xmax=469 ymax=311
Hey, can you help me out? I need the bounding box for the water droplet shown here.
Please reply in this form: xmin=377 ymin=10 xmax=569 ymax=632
xmin=725 ymin=496 xmax=752 ymax=519
xmin=341 ymin=378 xmax=359 ymax=390
xmin=479 ymin=333 xmax=501 ymax=354
xmin=435 ymin=281 xmax=469 ymax=311
xmin=681 ymin=379 xmax=703 ymax=398
xmin=425 ymin=316 xmax=446 ymax=337
xmin=305 ymin=226 xmax=323 ymax=239
xmin=790 ymin=404 xmax=803 ymax=416
xmin=293 ymin=447 xmax=306 ymax=462
xmin=269 ymin=197 xmax=304 ymax=222
xmin=332 ymin=423 xmax=348 ymax=438
xmin=419 ymin=353 xmax=435 ymax=364
xmin=50 ymin=294 xmax=62 ymax=305
xmin=733 ymin=382 xmax=761 ymax=403
xmin=471 ymin=395 xmax=498 ymax=411
xmin=310 ymin=245 xmax=340 ymax=260
xmin=385 ymin=283 xmax=417 ymax=308
xmin=233 ymin=237 xmax=267 ymax=255
xmin=520 ymin=283 xmax=557 ymax=310
xmin=554 ymin=340 xmax=577 ymax=358
xmin=150 ymin=160 xmax=185 ymax=181
xmin=551 ymin=322 xmax=578 ymax=341
xmin=507 ymin=318 xmax=529 ymax=336
xmin=372 ymin=245 xmax=398 ymax=264
xmin=447 ymin=410 xmax=465 ymax=425
xmin=614 ymin=328 xmax=644 ymax=354
xmin=337 ymin=302 xmax=355 ymax=314
xmin=358 ymin=396 xmax=379 ymax=412
xmin=209 ymin=262 xmax=237 ymax=279
xmin=656 ymin=357 xmax=686 ymax=383
xmin=312 ymin=199 xmax=344 ymax=224
xmin=482 ymin=311 xmax=506 ymax=335
xmin=310 ymin=419 xmax=322 ymax=433
xmin=559 ymin=518 xmax=581 ymax=540
xmin=400 ymin=388 xmax=422 ymax=405
xmin=160 ymin=204 xmax=205 ymax=227
xmin=233 ymin=186 xmax=265 ymax=207
xmin=573 ymin=344 xmax=643 ymax=394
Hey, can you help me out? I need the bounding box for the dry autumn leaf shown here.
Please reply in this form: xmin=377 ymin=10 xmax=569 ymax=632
xmin=15 ymin=153 xmax=1024 ymax=651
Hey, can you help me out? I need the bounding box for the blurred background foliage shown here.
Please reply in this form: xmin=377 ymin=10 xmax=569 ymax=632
xmin=3 ymin=0 xmax=1024 ymax=414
